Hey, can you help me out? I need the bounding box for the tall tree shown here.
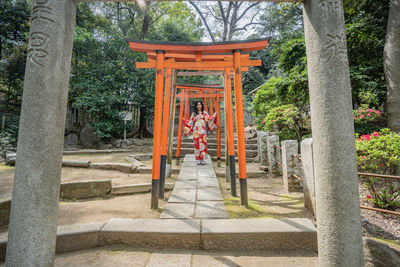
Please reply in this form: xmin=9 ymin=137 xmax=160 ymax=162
xmin=384 ymin=0 xmax=400 ymax=131
xmin=0 ymin=0 xmax=30 ymax=113
xmin=189 ymin=1 xmax=262 ymax=41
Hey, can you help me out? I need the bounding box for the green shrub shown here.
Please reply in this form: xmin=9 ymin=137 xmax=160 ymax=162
xmin=252 ymin=77 xmax=283 ymax=128
xmin=353 ymin=105 xmax=385 ymax=135
xmin=262 ymin=104 xmax=309 ymax=141
xmin=356 ymin=129 xmax=400 ymax=211
xmin=0 ymin=113 xmax=19 ymax=159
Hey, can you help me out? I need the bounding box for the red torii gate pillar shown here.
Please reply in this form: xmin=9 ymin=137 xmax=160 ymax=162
xmin=224 ymin=68 xmax=237 ymax=197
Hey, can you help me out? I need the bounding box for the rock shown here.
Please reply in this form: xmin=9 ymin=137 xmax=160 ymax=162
xmin=64 ymin=133 xmax=78 ymax=151
xmin=65 ymin=109 xmax=74 ymax=131
xmin=60 ymin=180 xmax=111 ymax=199
xmin=363 ymin=238 xmax=400 ymax=267
xmin=5 ymin=153 xmax=16 ymax=165
xmin=62 ymin=160 xmax=91 ymax=168
xmin=121 ymin=143 xmax=128 ymax=149
xmin=79 ymin=123 xmax=99 ymax=148
xmin=126 ymin=139 xmax=133 ymax=145
xmin=91 ymin=163 xmax=134 ymax=173
xmin=98 ymin=143 xmax=112 ymax=150
xmin=131 ymin=153 xmax=152 ymax=161
xmin=245 ymin=125 xmax=257 ymax=140
xmin=125 ymin=157 xmax=145 ymax=172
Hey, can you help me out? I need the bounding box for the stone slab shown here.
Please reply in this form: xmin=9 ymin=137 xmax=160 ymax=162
xmin=198 ymin=178 xmax=219 ymax=188
xmin=169 ymin=189 xmax=196 ymax=203
xmin=0 ymin=194 xmax=11 ymax=227
xmin=56 ymin=222 xmax=104 ymax=253
xmin=62 ymin=160 xmax=91 ymax=168
xmin=191 ymin=253 xmax=236 ymax=267
xmin=195 ymin=201 xmax=229 ymax=219
xmin=63 ymin=149 xmax=133 ymax=155
xmin=112 ymin=183 xmax=174 ymax=195
xmin=146 ymin=253 xmax=192 ymax=267
xmin=197 ymin=188 xmax=223 ymax=201
xmin=160 ymin=203 xmax=195 ymax=219
xmin=91 ymin=163 xmax=134 ymax=173
xmin=100 ymin=218 xmax=201 ymax=249
xmin=174 ymin=180 xmax=197 ymax=190
xmin=60 ymin=180 xmax=111 ymax=199
xmin=132 ymin=166 xmax=179 ymax=175
xmin=201 ymin=218 xmax=317 ymax=251
xmin=198 ymin=171 xmax=217 ymax=178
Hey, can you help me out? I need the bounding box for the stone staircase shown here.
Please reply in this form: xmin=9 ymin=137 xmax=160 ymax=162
xmin=173 ymin=135 xmax=258 ymax=159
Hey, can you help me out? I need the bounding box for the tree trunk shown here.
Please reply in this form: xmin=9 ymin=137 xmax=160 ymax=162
xmin=131 ymin=106 xmax=152 ymax=138
xmin=384 ymin=0 xmax=400 ymax=132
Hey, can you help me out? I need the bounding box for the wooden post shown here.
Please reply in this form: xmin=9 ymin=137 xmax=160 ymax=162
xmin=176 ymin=90 xmax=185 ymax=165
xmin=151 ymin=51 xmax=165 ymax=209
xmin=225 ymin=69 xmax=236 ymax=196
xmin=167 ymin=70 xmax=178 ymax=167
xmin=233 ymin=50 xmax=248 ymax=206
xmin=216 ymin=95 xmax=221 ymax=167
xmin=159 ymin=68 xmax=172 ymax=198
xmin=185 ymin=92 xmax=190 ymax=120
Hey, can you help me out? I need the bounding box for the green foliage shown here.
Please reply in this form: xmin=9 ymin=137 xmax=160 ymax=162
xmin=0 ymin=0 xmax=30 ymax=113
xmin=356 ymin=129 xmax=400 ymax=210
xmin=353 ymin=105 xmax=385 ymax=134
xmin=0 ymin=113 xmax=19 ymax=158
xmin=262 ymin=104 xmax=308 ymax=141
xmin=252 ymin=77 xmax=283 ymax=127
xmin=344 ymin=0 xmax=390 ymax=106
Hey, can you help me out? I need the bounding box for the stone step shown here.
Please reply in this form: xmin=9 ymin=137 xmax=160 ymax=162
xmin=173 ymin=148 xmax=258 ymax=158
xmin=177 ymin=142 xmax=258 ymax=150
xmin=211 ymin=156 xmax=258 ymax=163
xmin=176 ymin=138 xmax=257 ymax=145
xmin=0 ymin=218 xmax=317 ymax=260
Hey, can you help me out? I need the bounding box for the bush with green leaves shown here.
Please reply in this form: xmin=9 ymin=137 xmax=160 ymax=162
xmin=353 ymin=105 xmax=385 ymax=135
xmin=356 ymin=129 xmax=400 ymax=211
xmin=0 ymin=113 xmax=19 ymax=158
xmin=261 ymin=104 xmax=309 ymax=141
xmin=252 ymin=77 xmax=283 ymax=128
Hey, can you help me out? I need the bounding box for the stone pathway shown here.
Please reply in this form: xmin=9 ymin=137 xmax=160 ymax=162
xmin=161 ymin=155 xmax=229 ymax=219
xmin=51 ymin=246 xmax=318 ymax=267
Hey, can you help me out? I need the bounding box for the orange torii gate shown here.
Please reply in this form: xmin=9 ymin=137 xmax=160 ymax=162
xmin=174 ymin=87 xmax=224 ymax=168
xmin=128 ymin=38 xmax=269 ymax=209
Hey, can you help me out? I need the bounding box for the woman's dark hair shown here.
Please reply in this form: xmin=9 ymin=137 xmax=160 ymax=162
xmin=193 ymin=101 xmax=204 ymax=115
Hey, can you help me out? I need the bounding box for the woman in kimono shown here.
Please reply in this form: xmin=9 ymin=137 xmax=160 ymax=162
xmin=186 ymin=101 xmax=216 ymax=165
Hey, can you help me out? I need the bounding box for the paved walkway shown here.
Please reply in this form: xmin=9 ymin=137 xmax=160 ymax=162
xmin=51 ymin=246 xmax=318 ymax=267
xmin=161 ymin=155 xmax=229 ymax=219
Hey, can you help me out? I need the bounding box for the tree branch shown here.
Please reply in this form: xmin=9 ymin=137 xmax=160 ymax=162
xmin=189 ymin=1 xmax=216 ymax=42
xmin=237 ymin=2 xmax=259 ymax=22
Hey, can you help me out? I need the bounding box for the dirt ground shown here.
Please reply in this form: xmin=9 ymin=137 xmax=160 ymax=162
xmin=0 ymin=152 xmax=178 ymax=196
xmin=213 ymin=161 xmax=303 ymax=219
xmin=58 ymin=192 xmax=170 ymax=226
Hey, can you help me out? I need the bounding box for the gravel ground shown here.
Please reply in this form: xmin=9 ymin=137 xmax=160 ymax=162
xmin=359 ymin=181 xmax=400 ymax=243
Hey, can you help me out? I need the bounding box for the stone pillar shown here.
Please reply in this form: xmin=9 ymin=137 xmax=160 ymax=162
xmin=301 ymin=138 xmax=316 ymax=218
xmin=303 ymin=0 xmax=363 ymax=265
xmin=282 ymin=140 xmax=301 ymax=193
xmin=257 ymin=131 xmax=268 ymax=166
xmin=266 ymin=135 xmax=281 ymax=177
xmin=6 ymin=0 xmax=77 ymax=266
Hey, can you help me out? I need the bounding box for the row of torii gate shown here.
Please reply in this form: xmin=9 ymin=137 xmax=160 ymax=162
xmin=127 ymin=38 xmax=270 ymax=209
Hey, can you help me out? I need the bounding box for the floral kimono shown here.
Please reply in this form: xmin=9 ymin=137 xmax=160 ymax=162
xmin=184 ymin=111 xmax=217 ymax=164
